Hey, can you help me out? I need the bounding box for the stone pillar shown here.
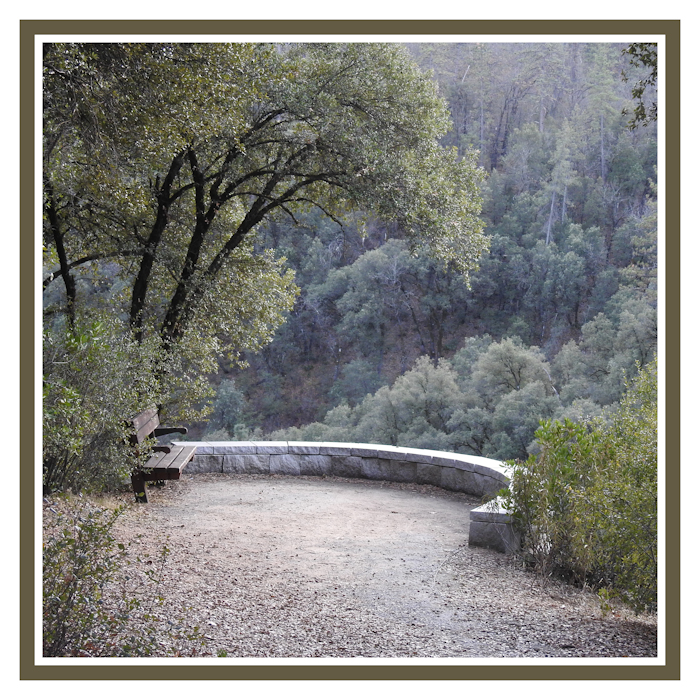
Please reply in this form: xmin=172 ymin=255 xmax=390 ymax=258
xmin=468 ymin=500 xmax=520 ymax=554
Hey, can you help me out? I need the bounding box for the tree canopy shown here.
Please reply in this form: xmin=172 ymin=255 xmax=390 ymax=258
xmin=622 ymin=43 xmax=658 ymax=128
xmin=42 ymin=41 xmax=487 ymax=491
xmin=251 ymin=42 xmax=657 ymax=456
xmin=43 ymin=42 xmax=487 ymax=349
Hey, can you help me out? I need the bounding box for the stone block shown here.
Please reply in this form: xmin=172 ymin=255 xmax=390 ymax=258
xmin=482 ymin=475 xmax=506 ymax=498
xmin=187 ymin=454 xmax=223 ymax=473
xmin=297 ymin=454 xmax=333 ymax=476
xmin=288 ymin=442 xmax=322 ymax=455
xmin=470 ymin=462 xmax=502 ymax=479
xmin=205 ymin=441 xmax=257 ymax=454
xmin=429 ymin=451 xmax=458 ymax=468
xmin=357 ymin=458 xmax=417 ymax=483
xmin=387 ymin=460 xmax=418 ymax=483
xmin=375 ymin=446 xmax=407 ymax=461
xmin=455 ymin=468 xmax=480 ymax=496
xmin=189 ymin=442 xmax=217 ymax=455
xmin=320 ymin=443 xmax=355 ymax=456
xmin=440 ymin=466 xmax=467 ymax=492
xmin=469 ymin=500 xmax=512 ymax=524
xmin=455 ymin=456 xmax=511 ymax=484
xmin=330 ymin=455 xmax=363 ymax=478
xmin=402 ymin=448 xmax=440 ymax=464
xmin=469 ymin=472 xmax=505 ymax=498
xmin=359 ymin=458 xmax=389 ymax=480
xmin=253 ymin=441 xmax=289 ymax=454
xmin=270 ymin=454 xmax=301 ymax=476
xmin=468 ymin=520 xmax=520 ymax=554
xmin=222 ymin=454 xmax=270 ymax=474
xmin=349 ymin=444 xmax=380 ymax=458
xmin=416 ymin=463 xmax=442 ymax=486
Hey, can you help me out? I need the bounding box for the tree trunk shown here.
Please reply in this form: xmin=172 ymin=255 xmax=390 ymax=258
xmin=44 ymin=179 xmax=77 ymax=327
xmin=539 ymin=100 xmax=546 ymax=133
xmin=130 ymin=150 xmax=186 ymax=342
xmin=600 ymin=113 xmax=606 ymax=184
xmin=561 ymin=184 xmax=568 ymax=224
xmin=479 ymin=99 xmax=485 ymax=167
xmin=545 ymin=189 xmax=556 ymax=245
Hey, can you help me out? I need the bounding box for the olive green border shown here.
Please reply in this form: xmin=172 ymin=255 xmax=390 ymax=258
xmin=20 ymin=18 xmax=681 ymax=681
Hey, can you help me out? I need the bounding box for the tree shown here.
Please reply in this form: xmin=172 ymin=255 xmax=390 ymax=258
xmin=42 ymin=313 xmax=161 ymax=493
xmin=622 ymin=43 xmax=658 ymax=128
xmin=43 ymin=42 xmax=487 ymax=424
xmin=206 ymin=378 xmax=249 ymax=437
xmin=267 ymin=337 xmax=563 ymax=460
xmin=306 ymin=238 xmax=471 ymax=385
xmin=468 ymin=337 xmax=555 ymax=406
xmin=449 ymin=337 xmax=560 ymax=459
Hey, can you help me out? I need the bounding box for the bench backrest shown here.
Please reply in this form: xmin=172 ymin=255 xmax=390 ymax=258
xmin=130 ymin=406 xmax=161 ymax=446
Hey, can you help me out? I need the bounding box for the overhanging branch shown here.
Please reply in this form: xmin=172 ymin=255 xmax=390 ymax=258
xmin=43 ymin=249 xmax=141 ymax=289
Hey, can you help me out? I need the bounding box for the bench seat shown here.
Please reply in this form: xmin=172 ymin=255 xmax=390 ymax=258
xmin=141 ymin=444 xmax=198 ymax=481
xmin=129 ymin=407 xmax=197 ymax=502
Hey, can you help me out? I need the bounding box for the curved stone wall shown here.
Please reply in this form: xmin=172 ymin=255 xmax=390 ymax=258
xmin=175 ymin=440 xmax=519 ymax=553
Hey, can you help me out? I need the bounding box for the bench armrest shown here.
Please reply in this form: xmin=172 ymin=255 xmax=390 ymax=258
xmin=153 ymin=426 xmax=188 ymax=437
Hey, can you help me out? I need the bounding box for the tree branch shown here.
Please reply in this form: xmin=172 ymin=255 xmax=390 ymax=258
xmin=43 ymin=249 xmax=142 ymax=289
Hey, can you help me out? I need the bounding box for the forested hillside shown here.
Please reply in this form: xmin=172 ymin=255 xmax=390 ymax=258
xmin=40 ymin=41 xmax=659 ymax=655
xmin=203 ymin=42 xmax=657 ymax=461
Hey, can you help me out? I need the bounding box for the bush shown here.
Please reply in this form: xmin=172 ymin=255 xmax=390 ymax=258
xmin=43 ymin=495 xmax=204 ymax=657
xmin=42 ymin=313 xmax=161 ymax=494
xmin=43 ymin=496 xmax=153 ymax=656
xmin=502 ymin=358 xmax=657 ymax=613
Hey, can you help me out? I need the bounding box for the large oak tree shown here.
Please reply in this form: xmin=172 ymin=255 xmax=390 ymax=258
xmin=43 ymin=42 xmax=487 ymax=415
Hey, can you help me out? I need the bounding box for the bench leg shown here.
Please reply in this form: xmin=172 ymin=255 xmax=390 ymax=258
xmin=131 ymin=472 xmax=148 ymax=503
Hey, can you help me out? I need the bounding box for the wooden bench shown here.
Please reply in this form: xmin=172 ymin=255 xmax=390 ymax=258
xmin=129 ymin=407 xmax=197 ymax=503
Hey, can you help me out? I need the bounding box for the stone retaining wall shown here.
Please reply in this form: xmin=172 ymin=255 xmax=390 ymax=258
xmin=175 ymin=440 xmax=519 ymax=553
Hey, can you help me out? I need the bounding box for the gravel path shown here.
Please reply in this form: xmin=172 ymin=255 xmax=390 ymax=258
xmin=110 ymin=473 xmax=657 ymax=658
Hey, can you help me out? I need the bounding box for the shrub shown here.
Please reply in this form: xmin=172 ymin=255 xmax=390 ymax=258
xmin=43 ymin=495 xmax=204 ymax=657
xmin=42 ymin=313 xmax=161 ymax=494
xmin=502 ymin=358 xmax=657 ymax=613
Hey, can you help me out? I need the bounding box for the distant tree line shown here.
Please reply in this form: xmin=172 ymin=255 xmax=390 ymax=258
xmin=207 ymin=42 xmax=657 ymax=461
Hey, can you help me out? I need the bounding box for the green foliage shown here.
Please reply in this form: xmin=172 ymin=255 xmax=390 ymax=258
xmin=268 ymin=338 xmax=560 ymax=459
xmin=552 ymin=297 xmax=656 ymax=407
xmin=469 ymin=337 xmax=552 ymax=399
xmin=449 ymin=337 xmax=561 ymax=458
xmin=502 ymin=357 xmax=657 ymax=612
xmin=43 ymin=496 xmax=205 ymax=656
xmin=43 ymin=42 xmax=486 ymax=349
xmin=206 ymin=379 xmax=249 ymax=437
xmin=622 ymin=43 xmax=658 ymax=128
xmin=39 ymin=38 xmax=660 ymax=653
xmin=329 ymin=358 xmax=384 ymax=406
xmin=43 ymin=41 xmax=657 ymax=455
xmin=312 ymin=238 xmax=472 ymax=371
xmin=267 ymin=317 xmax=654 ymax=468
xmin=43 ymin=40 xmax=487 ymax=459
xmin=42 ymin=313 xmax=162 ymax=494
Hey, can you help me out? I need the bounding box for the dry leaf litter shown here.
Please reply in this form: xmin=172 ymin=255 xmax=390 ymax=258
xmin=103 ymin=473 xmax=657 ymax=659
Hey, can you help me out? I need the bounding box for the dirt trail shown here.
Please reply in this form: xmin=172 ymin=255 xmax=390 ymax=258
xmin=113 ymin=473 xmax=658 ymax=658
